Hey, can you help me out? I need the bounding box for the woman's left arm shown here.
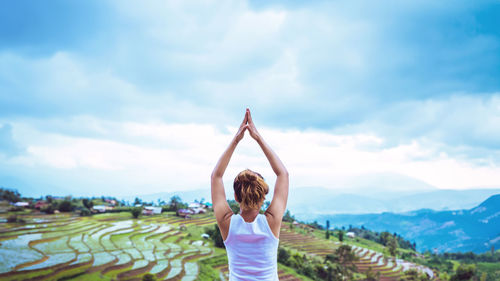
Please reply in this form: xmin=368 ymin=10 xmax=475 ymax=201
xmin=211 ymin=110 xmax=248 ymax=237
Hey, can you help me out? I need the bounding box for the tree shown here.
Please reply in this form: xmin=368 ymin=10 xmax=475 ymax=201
xmin=205 ymin=224 xmax=224 ymax=248
xmin=0 ymin=187 xmax=21 ymax=202
xmin=168 ymin=195 xmax=183 ymax=211
xmin=80 ymin=208 xmax=91 ymax=216
xmin=134 ymin=197 xmax=142 ymax=206
xmin=58 ymin=200 xmax=74 ymax=212
xmin=325 ymin=245 xmax=358 ymax=281
xmin=131 ymin=207 xmax=142 ymax=219
xmin=42 ymin=204 xmax=55 ymax=214
xmin=451 ymin=264 xmax=476 ymax=281
xmin=400 ymin=269 xmax=429 ymax=281
xmin=364 ymin=266 xmax=379 ymax=281
xmin=387 ymin=236 xmax=399 ymax=257
xmin=326 ymin=220 xmax=330 ymax=239
xmin=82 ymin=198 xmax=93 ymax=209
xmin=380 ymin=231 xmax=391 ymax=246
xmin=338 ymin=231 xmax=344 ymax=242
xmin=278 ymin=247 xmax=290 ymax=265
xmin=283 ymin=209 xmax=295 ymax=222
xmin=142 ymin=273 xmax=156 ymax=281
xmin=227 ymin=200 xmax=240 ymax=214
xmin=157 ymin=198 xmax=165 ymax=206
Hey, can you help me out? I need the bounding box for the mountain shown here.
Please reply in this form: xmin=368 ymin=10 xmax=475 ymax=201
xmin=289 ymin=187 xmax=500 ymax=220
xmin=308 ymin=194 xmax=500 ymax=253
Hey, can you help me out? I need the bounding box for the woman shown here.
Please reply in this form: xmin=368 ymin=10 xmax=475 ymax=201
xmin=211 ymin=108 xmax=289 ymax=280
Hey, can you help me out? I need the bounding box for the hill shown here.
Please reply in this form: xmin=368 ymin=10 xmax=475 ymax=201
xmin=309 ymin=194 xmax=500 ymax=253
xmin=289 ymin=187 xmax=500 ymax=219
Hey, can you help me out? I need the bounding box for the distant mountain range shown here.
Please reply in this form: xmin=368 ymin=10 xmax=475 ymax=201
xmin=122 ymin=186 xmax=500 ymax=217
xmin=310 ymin=194 xmax=500 ymax=254
xmin=289 ymin=187 xmax=500 ymax=218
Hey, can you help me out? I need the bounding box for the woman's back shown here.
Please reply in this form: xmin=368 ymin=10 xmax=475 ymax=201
xmin=211 ymin=109 xmax=288 ymax=280
xmin=223 ymin=214 xmax=279 ymax=281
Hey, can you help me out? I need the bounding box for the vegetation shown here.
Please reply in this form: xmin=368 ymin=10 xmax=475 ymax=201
xmin=0 ymin=187 xmax=21 ymax=202
xmin=205 ymin=224 xmax=225 ymax=248
xmin=277 ymin=245 xmax=359 ymax=281
xmin=1 ymin=188 xmax=498 ymax=281
xmin=131 ymin=206 xmax=142 ymax=218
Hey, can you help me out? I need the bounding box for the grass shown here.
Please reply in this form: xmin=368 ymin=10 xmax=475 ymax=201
xmin=477 ymin=261 xmax=500 ymax=272
xmin=278 ymin=263 xmax=315 ymax=281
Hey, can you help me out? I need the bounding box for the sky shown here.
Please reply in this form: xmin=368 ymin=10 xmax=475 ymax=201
xmin=1 ymin=0 xmax=500 ymax=198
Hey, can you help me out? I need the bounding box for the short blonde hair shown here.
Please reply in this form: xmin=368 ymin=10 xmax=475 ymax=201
xmin=233 ymin=169 xmax=269 ymax=210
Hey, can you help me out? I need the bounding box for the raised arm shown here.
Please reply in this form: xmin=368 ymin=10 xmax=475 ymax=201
xmin=211 ymin=111 xmax=248 ymax=238
xmin=246 ymin=109 xmax=289 ymax=236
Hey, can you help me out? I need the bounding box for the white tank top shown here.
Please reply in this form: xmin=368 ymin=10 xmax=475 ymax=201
xmin=223 ymin=213 xmax=279 ymax=281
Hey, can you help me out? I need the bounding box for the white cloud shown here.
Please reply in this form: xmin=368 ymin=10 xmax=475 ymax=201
xmin=4 ymin=118 xmax=500 ymax=197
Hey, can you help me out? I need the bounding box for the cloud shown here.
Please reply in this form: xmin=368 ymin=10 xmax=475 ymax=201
xmin=0 ymin=123 xmax=24 ymax=157
xmin=3 ymin=118 xmax=500 ymax=198
xmin=0 ymin=0 xmax=500 ymax=196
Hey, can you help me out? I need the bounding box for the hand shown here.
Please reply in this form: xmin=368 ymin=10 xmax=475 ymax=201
xmin=234 ymin=110 xmax=249 ymax=143
xmin=246 ymin=108 xmax=261 ymax=141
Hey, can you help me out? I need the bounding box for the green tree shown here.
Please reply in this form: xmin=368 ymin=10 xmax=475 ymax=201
xmin=278 ymin=247 xmax=290 ymax=265
xmin=168 ymin=195 xmax=183 ymax=211
xmin=326 ymin=220 xmax=330 ymax=239
xmin=0 ymin=187 xmax=21 ymax=202
xmin=283 ymin=209 xmax=295 ymax=222
xmin=227 ymin=200 xmax=240 ymax=214
xmin=451 ymin=264 xmax=476 ymax=281
xmin=82 ymin=198 xmax=93 ymax=209
xmin=134 ymin=197 xmax=142 ymax=206
xmin=205 ymin=224 xmax=225 ymax=248
xmin=338 ymin=230 xmax=344 ymax=242
xmin=325 ymin=245 xmax=358 ymax=280
xmin=142 ymin=273 xmax=156 ymax=281
xmin=42 ymin=204 xmax=55 ymax=214
xmin=380 ymin=231 xmax=391 ymax=246
xmin=58 ymin=200 xmax=74 ymax=212
xmin=387 ymin=236 xmax=399 ymax=257
xmin=400 ymin=269 xmax=429 ymax=281
xmin=131 ymin=207 xmax=142 ymax=219
xmin=364 ymin=266 xmax=379 ymax=281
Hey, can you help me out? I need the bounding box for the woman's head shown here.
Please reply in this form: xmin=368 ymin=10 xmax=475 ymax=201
xmin=233 ymin=169 xmax=269 ymax=210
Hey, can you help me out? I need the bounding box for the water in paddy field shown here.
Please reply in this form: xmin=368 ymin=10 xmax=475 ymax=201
xmin=0 ymin=214 xmax=216 ymax=280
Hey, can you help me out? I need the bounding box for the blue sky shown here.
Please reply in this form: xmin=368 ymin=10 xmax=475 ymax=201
xmin=1 ymin=0 xmax=499 ymax=198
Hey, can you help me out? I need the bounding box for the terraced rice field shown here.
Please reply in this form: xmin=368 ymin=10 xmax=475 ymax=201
xmin=0 ymin=214 xmax=216 ymax=281
xmin=279 ymin=225 xmax=437 ymax=281
xmin=1 ymin=213 xmax=436 ymax=280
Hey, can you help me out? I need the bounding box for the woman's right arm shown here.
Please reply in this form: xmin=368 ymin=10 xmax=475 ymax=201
xmin=246 ymin=109 xmax=289 ymax=236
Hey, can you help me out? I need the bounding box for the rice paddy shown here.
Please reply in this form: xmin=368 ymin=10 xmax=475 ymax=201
xmin=0 ymin=213 xmax=216 ymax=281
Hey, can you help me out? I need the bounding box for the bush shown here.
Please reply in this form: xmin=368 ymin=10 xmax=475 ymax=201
xmin=278 ymin=247 xmax=291 ymax=265
xmin=0 ymin=187 xmax=21 ymax=202
xmin=142 ymin=273 xmax=156 ymax=281
xmin=131 ymin=207 xmax=142 ymax=219
xmin=80 ymin=208 xmax=92 ymax=216
xmin=7 ymin=215 xmax=25 ymax=223
xmin=42 ymin=204 xmax=55 ymax=214
xmin=58 ymin=200 xmax=74 ymax=212
xmin=451 ymin=264 xmax=476 ymax=281
xmin=204 ymin=224 xmax=225 ymax=248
